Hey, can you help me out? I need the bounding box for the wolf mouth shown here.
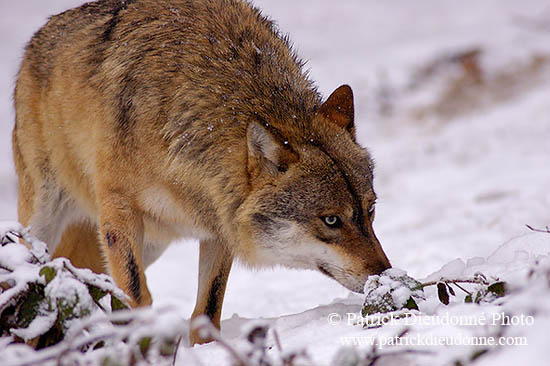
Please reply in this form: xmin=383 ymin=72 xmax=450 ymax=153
xmin=317 ymin=263 xmax=335 ymax=279
xmin=317 ymin=262 xmax=366 ymax=293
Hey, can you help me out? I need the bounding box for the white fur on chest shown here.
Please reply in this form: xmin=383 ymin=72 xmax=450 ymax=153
xmin=139 ymin=186 xmax=212 ymax=245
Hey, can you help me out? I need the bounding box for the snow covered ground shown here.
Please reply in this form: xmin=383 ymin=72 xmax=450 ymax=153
xmin=1 ymin=1 xmax=549 ymax=365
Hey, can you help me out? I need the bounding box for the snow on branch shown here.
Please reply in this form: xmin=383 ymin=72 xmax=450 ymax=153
xmin=0 ymin=224 xmax=189 ymax=365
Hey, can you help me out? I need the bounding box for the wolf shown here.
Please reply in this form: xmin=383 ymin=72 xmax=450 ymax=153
xmin=12 ymin=0 xmax=391 ymax=344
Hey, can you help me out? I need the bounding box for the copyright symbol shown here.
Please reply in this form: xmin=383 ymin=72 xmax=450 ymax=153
xmin=328 ymin=313 xmax=341 ymax=325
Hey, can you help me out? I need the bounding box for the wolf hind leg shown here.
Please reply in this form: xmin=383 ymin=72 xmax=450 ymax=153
xmin=27 ymin=183 xmax=85 ymax=254
xmin=13 ymin=128 xmax=35 ymax=227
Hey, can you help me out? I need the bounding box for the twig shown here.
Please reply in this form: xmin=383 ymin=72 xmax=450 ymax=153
xmin=421 ymin=277 xmax=490 ymax=288
xmin=1 ymin=231 xmax=21 ymax=246
xmin=0 ymin=263 xmax=14 ymax=272
xmin=172 ymin=335 xmax=183 ymax=366
xmin=451 ymin=282 xmax=472 ymax=296
xmin=61 ymin=261 xmax=130 ymax=308
xmin=272 ymin=328 xmax=283 ymax=353
xmin=526 ymin=224 xmax=550 ymax=234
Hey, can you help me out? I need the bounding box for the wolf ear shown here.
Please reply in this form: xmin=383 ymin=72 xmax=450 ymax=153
xmin=247 ymin=120 xmax=297 ymax=178
xmin=319 ymin=84 xmax=355 ymax=135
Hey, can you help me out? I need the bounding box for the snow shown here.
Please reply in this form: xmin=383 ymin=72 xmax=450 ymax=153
xmin=1 ymin=0 xmax=550 ymax=365
xmin=10 ymin=301 xmax=58 ymax=341
xmin=362 ymin=268 xmax=424 ymax=315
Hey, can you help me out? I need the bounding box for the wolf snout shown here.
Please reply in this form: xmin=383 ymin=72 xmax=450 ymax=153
xmin=369 ymin=258 xmax=392 ymax=275
xmin=353 ymin=260 xmax=392 ymax=294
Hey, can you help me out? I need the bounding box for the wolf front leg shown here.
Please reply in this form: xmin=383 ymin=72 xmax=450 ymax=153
xmin=98 ymin=193 xmax=152 ymax=308
xmin=190 ymin=238 xmax=233 ymax=345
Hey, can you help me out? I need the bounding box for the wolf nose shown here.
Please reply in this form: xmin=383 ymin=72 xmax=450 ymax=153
xmin=381 ymin=257 xmax=392 ymax=270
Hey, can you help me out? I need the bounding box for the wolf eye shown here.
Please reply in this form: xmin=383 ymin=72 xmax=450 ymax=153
xmin=322 ymin=216 xmax=342 ymax=228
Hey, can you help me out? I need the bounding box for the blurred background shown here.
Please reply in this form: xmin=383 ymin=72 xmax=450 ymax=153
xmin=1 ymin=0 xmax=549 ymax=321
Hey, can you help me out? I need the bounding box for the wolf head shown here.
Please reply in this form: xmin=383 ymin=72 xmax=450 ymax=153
xmin=236 ymin=85 xmax=391 ymax=293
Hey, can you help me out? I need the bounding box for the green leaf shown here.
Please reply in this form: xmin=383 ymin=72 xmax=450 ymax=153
xmin=487 ymin=282 xmax=507 ymax=298
xmin=464 ymin=294 xmax=472 ymax=303
xmin=405 ymin=296 xmax=419 ymax=310
xmin=88 ymin=285 xmax=107 ymax=302
xmin=470 ymin=348 xmax=489 ymax=360
xmin=16 ymin=283 xmax=46 ymax=328
xmin=39 ymin=266 xmax=57 ymax=284
xmin=437 ymin=282 xmax=449 ymax=305
xmin=111 ymin=295 xmax=128 ymax=311
xmin=474 ymin=291 xmax=484 ymax=303
xmin=139 ymin=336 xmax=152 ymax=356
xmin=57 ymin=294 xmax=91 ymax=331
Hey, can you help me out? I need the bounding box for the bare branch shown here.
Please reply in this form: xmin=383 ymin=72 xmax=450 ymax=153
xmin=526 ymin=224 xmax=550 ymax=234
xmin=452 ymin=282 xmax=472 ymax=296
xmin=421 ymin=277 xmax=491 ymax=288
xmin=172 ymin=336 xmax=183 ymax=366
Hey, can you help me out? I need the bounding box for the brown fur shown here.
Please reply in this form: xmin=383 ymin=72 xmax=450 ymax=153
xmin=13 ymin=0 xmax=391 ymax=345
